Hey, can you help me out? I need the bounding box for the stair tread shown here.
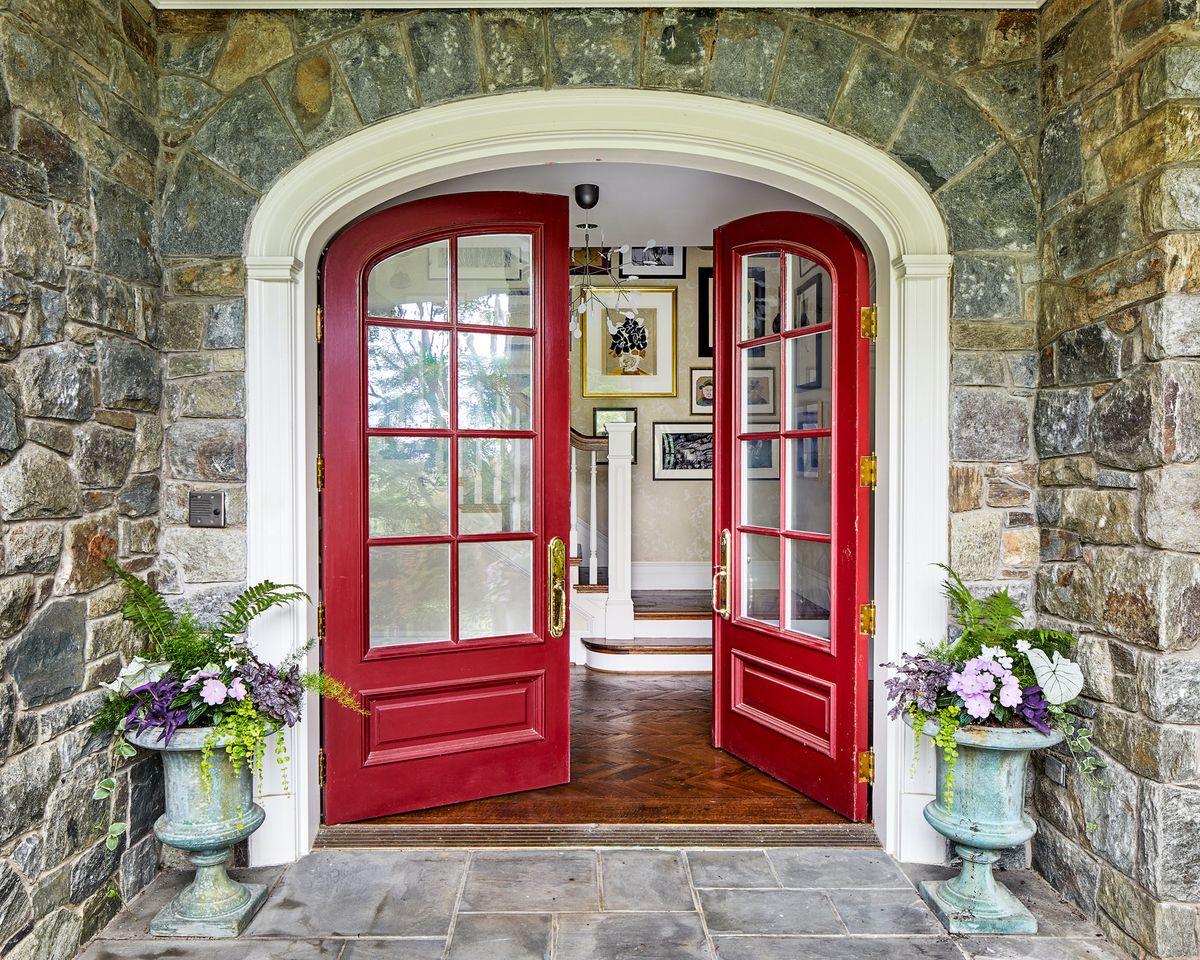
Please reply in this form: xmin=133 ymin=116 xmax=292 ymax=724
xmin=583 ymin=637 xmax=712 ymax=655
xmin=633 ymin=589 xmax=711 ymax=619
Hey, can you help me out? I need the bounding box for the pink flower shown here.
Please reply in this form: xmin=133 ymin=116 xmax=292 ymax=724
xmin=964 ymin=693 xmax=993 ymax=719
xmin=999 ymin=677 xmax=1023 ymax=708
xmin=200 ymin=678 xmax=227 ymax=705
xmin=227 ymin=678 xmax=247 ymax=701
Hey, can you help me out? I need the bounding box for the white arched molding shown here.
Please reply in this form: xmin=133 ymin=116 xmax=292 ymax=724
xmin=242 ymin=89 xmax=952 ymax=865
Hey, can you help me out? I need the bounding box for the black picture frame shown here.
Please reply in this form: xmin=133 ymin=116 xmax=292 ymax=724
xmin=619 ymin=246 xmax=687 ymax=279
xmin=592 ymin=406 xmax=638 ymax=464
xmin=698 ymin=266 xmax=714 ymax=358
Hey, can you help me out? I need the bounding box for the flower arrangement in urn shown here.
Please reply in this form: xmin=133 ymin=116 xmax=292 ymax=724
xmin=884 ymin=567 xmax=1102 ymax=936
xmin=92 ymin=562 xmax=362 ymax=937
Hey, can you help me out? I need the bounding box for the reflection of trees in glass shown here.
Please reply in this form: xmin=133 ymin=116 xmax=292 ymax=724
xmin=369 ymin=546 xmax=449 ymax=646
xmin=459 ymin=543 xmax=533 ymax=639
xmin=458 ymin=334 xmax=533 ymax=431
xmin=367 ymin=327 xmax=449 ymax=428
xmin=460 ymin=438 xmax=531 ymax=533
xmin=369 ymin=439 xmax=449 ymax=538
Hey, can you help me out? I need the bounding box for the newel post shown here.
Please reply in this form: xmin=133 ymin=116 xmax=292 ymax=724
xmin=603 ymin=422 xmax=636 ymax=640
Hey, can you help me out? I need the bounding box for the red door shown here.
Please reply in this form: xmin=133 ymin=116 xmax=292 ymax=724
xmin=711 ymin=212 xmax=871 ymax=821
xmin=321 ymin=193 xmax=571 ymax=824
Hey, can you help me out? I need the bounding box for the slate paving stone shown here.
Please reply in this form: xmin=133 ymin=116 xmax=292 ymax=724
xmin=460 ymin=850 xmax=599 ymax=913
xmin=78 ymin=941 xmax=340 ymax=959
xmin=713 ymin=936 xmax=964 ymax=959
xmin=245 ymin=850 xmax=468 ymax=938
xmin=769 ymin=848 xmax=912 ymax=888
xmin=686 ymin=850 xmax=779 ymax=888
xmin=957 ymin=937 xmax=1129 ymax=959
xmin=336 ymin=942 xmax=447 ymax=960
xmin=601 ymin=849 xmax=694 ymax=911
xmin=831 ymin=888 xmax=944 ymax=935
xmin=698 ymin=888 xmax=843 ymax=935
xmin=447 ymin=913 xmax=553 ymax=960
xmin=555 ymin=911 xmax=709 ymax=960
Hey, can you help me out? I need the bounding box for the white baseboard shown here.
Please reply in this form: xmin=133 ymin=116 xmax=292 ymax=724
xmin=631 ymin=561 xmax=710 ymax=591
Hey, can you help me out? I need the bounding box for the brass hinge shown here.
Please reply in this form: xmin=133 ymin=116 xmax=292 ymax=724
xmin=315 ymin=305 xmax=324 ymax=345
xmin=316 ymin=454 xmax=325 ymax=491
xmin=316 ymin=602 xmax=326 ymax=642
xmin=860 ymin=305 xmax=878 ymax=340
xmin=318 ymin=747 xmax=326 ymax=787
xmin=859 ymin=453 xmax=877 ymax=489
xmin=859 ymin=602 xmax=876 ymax=636
xmin=858 ymin=749 xmax=876 ymax=784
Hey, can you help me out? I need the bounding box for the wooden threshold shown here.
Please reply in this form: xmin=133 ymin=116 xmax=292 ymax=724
xmin=316 ymin=822 xmax=880 ymax=849
xmin=573 ymin=584 xmax=608 ymax=594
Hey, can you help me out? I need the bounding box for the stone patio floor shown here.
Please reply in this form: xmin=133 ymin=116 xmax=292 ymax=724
xmin=79 ymin=847 xmax=1125 ymax=959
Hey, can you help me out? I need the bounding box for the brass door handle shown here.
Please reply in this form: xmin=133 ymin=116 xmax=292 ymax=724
xmin=548 ymin=537 xmax=567 ymax=638
xmin=712 ymin=528 xmax=731 ymax=620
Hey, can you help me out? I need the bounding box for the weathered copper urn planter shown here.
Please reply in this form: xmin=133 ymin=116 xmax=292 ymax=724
xmin=128 ymin=727 xmax=268 ymax=937
xmin=917 ymin=721 xmax=1064 ymax=935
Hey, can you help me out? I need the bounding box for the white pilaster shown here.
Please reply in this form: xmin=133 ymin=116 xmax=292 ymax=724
xmin=603 ymin=422 xmax=636 ymax=640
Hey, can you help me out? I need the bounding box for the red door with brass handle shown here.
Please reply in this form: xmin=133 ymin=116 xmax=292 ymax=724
xmin=711 ymin=211 xmax=872 ymax=821
xmin=321 ymin=193 xmax=571 ymax=823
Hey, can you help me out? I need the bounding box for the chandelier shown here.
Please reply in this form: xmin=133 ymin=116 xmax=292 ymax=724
xmin=567 ymin=183 xmax=646 ymax=342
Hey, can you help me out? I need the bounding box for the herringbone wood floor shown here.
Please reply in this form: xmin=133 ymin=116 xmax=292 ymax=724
xmin=369 ymin=668 xmax=848 ymax=825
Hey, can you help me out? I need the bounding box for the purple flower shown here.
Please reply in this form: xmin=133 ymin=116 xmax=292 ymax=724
xmin=126 ymin=675 xmax=189 ymax=745
xmin=998 ymin=676 xmax=1023 ymax=708
xmin=200 ymin=678 xmax=227 ymax=705
xmin=963 ymin=693 xmax=993 ymax=720
xmin=227 ymin=677 xmax=247 ymax=701
xmin=1017 ymin=685 xmax=1052 ymax=734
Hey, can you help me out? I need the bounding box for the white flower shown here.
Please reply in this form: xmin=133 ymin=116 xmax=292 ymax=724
xmin=225 ymin=658 xmax=240 ymax=669
xmin=1015 ymin=639 xmax=1032 ymax=653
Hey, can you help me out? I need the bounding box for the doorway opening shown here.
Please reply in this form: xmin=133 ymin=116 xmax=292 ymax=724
xmin=316 ymin=161 xmax=876 ymax=836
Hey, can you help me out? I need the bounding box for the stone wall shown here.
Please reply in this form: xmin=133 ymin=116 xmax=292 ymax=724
xmin=154 ymin=6 xmax=1043 ymax=606
xmin=1032 ymin=0 xmax=1200 ymax=957
xmin=0 ymin=0 xmax=165 ymax=957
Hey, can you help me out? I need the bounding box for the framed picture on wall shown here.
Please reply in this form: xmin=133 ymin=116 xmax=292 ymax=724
xmin=653 ymin=422 xmax=713 ymax=480
xmin=745 ymin=436 xmax=780 ymax=480
xmin=744 ymin=367 xmax=776 ymax=416
xmin=592 ymin=407 xmax=638 ymax=464
xmin=619 ymin=245 xmax=686 ymax=279
xmin=581 ymin=287 xmax=677 ymax=398
xmin=570 ymin=247 xmax=611 ymax=276
xmin=795 ymin=272 xmax=824 ymax=328
xmin=698 ymin=266 xmax=714 ymax=358
xmin=689 ymin=367 xmax=714 ymax=415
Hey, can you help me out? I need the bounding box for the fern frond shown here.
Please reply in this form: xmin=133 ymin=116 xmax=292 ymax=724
xmin=215 ymin=581 xmax=310 ymax=639
xmin=106 ymin=560 xmax=176 ymax=653
xmin=979 ymin=589 xmax=1024 ymax=633
xmin=938 ymin=564 xmax=982 ymax=631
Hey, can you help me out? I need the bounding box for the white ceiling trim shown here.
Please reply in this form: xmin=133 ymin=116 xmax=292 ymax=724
xmin=154 ymin=1 xmax=1047 ymax=10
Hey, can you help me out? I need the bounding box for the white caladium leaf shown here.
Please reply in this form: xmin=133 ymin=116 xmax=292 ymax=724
xmin=1026 ymin=648 xmax=1084 ymax=705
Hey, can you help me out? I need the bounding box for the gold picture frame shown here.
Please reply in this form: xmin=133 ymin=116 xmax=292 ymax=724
xmin=581 ymin=287 xmax=678 ymax=398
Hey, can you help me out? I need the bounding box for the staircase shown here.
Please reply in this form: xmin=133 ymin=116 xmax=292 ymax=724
xmin=569 ymin=422 xmax=713 ymax=673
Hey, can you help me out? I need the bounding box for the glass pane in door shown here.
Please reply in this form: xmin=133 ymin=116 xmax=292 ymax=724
xmin=367 ymin=241 xmax=450 ymax=321
xmin=741 ymin=532 xmax=780 ymax=626
xmin=369 ymin=544 xmax=450 ymax=646
xmin=785 ymin=255 xmax=831 ymax=330
xmin=787 ymin=437 xmax=831 ymax=535
xmin=458 ymin=437 xmax=533 ymax=534
xmin=741 ymin=341 xmax=780 ymax=433
xmin=787 ymin=333 xmax=832 ymax=430
xmin=459 ymin=540 xmax=534 ymax=640
xmin=457 ymin=235 xmax=533 ymax=327
xmin=366 ymin=326 xmax=450 ymax=428
xmin=368 ymin=437 xmax=450 ymax=537
xmin=741 ymin=253 xmax=781 ymax=342
xmin=787 ymin=539 xmax=831 ymax=639
xmin=458 ymin=333 xmax=534 ymax=430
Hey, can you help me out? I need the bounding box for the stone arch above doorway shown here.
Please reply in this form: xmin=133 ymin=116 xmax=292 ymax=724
xmin=157 ymin=8 xmax=1039 ymax=259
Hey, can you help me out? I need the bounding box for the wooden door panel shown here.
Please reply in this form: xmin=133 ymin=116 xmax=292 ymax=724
xmin=712 ymin=211 xmax=871 ymax=822
xmin=321 ymin=192 xmax=570 ymax=825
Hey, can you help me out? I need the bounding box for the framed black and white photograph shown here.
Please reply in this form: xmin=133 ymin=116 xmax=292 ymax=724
xmin=653 ymin=422 xmax=713 ymax=480
xmin=698 ymin=266 xmax=714 ymax=358
xmin=794 ymin=272 xmax=824 ymax=329
xmin=620 ymin=245 xmax=686 ymax=279
xmin=689 ymin=367 xmax=714 ymax=416
xmin=745 ymin=437 xmax=780 ymax=480
xmin=744 ymin=367 xmax=776 ymax=416
xmin=592 ymin=407 xmax=638 ymax=464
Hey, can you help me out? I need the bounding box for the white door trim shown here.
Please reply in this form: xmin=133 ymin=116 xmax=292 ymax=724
xmin=243 ymin=88 xmax=951 ymax=866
